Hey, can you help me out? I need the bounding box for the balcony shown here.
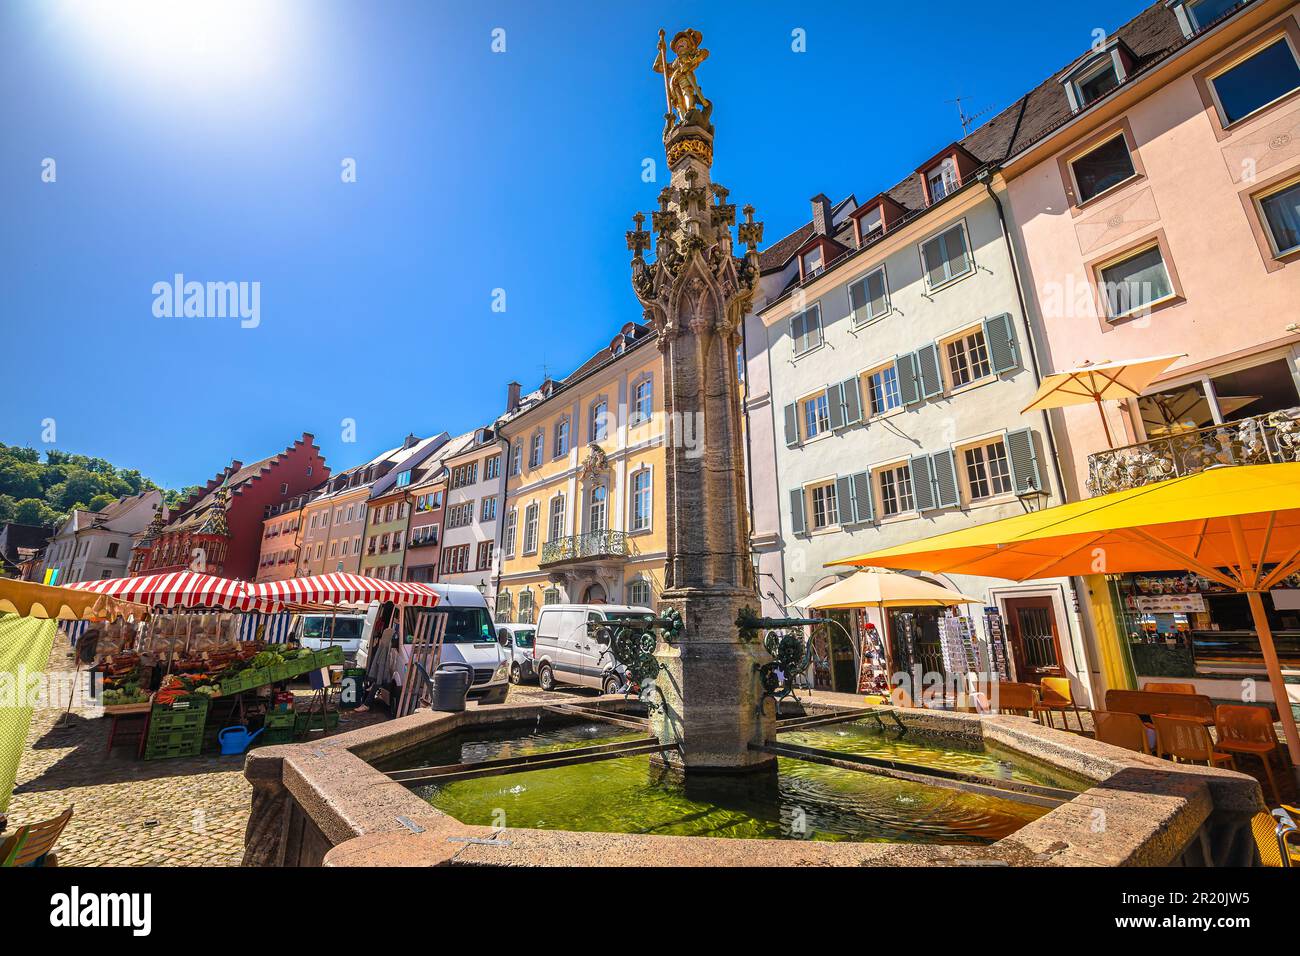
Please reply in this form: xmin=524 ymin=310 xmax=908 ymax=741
xmin=1086 ymin=408 xmax=1300 ymax=496
xmin=538 ymin=530 xmax=630 ymax=568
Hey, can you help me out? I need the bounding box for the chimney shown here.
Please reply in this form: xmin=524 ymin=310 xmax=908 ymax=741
xmin=811 ymin=194 xmax=833 ymax=236
xmin=507 ymin=381 xmax=521 ymax=412
xmin=403 ymin=433 xmax=418 ymax=449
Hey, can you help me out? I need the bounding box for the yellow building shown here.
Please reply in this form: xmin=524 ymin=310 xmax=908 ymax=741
xmin=496 ymin=324 xmax=667 ymax=623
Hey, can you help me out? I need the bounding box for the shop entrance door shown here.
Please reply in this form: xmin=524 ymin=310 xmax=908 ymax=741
xmin=1003 ymin=597 xmax=1063 ymax=680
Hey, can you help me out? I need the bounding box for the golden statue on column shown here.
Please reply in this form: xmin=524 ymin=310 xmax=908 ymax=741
xmin=653 ymin=28 xmax=712 ymax=124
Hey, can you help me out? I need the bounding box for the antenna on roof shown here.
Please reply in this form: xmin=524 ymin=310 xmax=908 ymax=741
xmin=947 ymin=95 xmax=994 ymax=137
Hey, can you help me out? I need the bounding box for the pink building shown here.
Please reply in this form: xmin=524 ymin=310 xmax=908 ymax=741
xmin=1002 ymin=0 xmax=1300 ymax=495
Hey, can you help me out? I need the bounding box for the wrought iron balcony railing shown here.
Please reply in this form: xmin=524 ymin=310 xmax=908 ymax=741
xmin=538 ymin=530 xmax=630 ymax=567
xmin=1086 ymin=407 xmax=1300 ymax=496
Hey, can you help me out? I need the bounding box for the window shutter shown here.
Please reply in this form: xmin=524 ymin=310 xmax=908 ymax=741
xmin=983 ymin=313 xmax=1019 ymax=374
xmin=916 ymin=343 xmax=944 ymax=399
xmin=848 ymin=278 xmax=868 ymax=324
xmin=910 ymin=455 xmax=936 ymax=511
xmin=851 ymin=471 xmax=874 ymax=523
xmin=868 ymin=271 xmax=889 ymax=317
xmin=790 ymin=312 xmax=806 ymax=349
xmin=841 ymin=377 xmax=862 ymax=426
xmin=783 ymin=403 xmax=799 ymax=447
xmin=827 ymin=385 xmax=845 ymax=431
xmin=1006 ymin=428 xmax=1043 ymax=495
xmin=896 ymin=353 xmax=921 ymax=405
xmin=835 ymin=476 xmax=853 ymax=524
xmin=922 ymin=236 xmax=947 ymax=288
xmin=789 ymin=488 xmax=806 ymax=536
xmin=931 ymin=449 xmax=959 ymax=508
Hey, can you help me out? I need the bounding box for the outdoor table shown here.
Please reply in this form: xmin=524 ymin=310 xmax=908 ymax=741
xmin=103 ymin=702 xmax=152 ymax=756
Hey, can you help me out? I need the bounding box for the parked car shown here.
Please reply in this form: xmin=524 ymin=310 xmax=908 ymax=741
xmin=296 ymin=613 xmax=366 ymax=663
xmin=497 ymin=623 xmax=536 ymax=684
xmin=398 ymin=585 xmax=510 ymax=705
xmin=532 ymin=604 xmax=654 ymax=694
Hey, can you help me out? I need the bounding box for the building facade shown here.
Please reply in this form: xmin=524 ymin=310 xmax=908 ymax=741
xmin=437 ymin=427 xmax=505 ymax=595
xmin=398 ymin=431 xmax=476 ymax=583
xmin=496 ymin=325 xmax=667 ymax=623
xmin=255 ymin=492 xmax=311 ymax=582
xmin=37 ymin=491 xmax=161 ymax=584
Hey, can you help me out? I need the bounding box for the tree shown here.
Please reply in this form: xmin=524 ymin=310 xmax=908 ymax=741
xmin=88 ymin=493 xmax=116 ymax=512
xmin=13 ymin=498 xmax=57 ymax=527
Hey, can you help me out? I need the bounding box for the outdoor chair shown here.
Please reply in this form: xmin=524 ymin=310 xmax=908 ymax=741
xmin=1214 ymin=704 xmax=1285 ymax=803
xmin=0 ymin=807 xmax=73 ymax=867
xmin=1092 ymin=710 xmax=1152 ymax=754
xmin=994 ymin=682 xmax=1039 ymax=717
xmin=1034 ymin=677 xmax=1084 ymax=732
xmin=1104 ymin=689 xmax=1216 ymax=729
xmin=1153 ymin=714 xmax=1235 ymax=769
xmin=1144 ymin=681 xmax=1197 ymax=695
xmin=1251 ymin=807 xmax=1299 ymax=867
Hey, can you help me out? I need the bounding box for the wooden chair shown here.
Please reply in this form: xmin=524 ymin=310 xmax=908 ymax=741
xmin=1092 ymin=710 xmax=1152 ymax=754
xmin=0 ymin=807 xmax=73 ymax=867
xmin=994 ymin=682 xmax=1039 ymax=717
xmin=1034 ymin=676 xmax=1084 ymax=731
xmin=1144 ymin=681 xmax=1197 ymax=695
xmin=1214 ymin=704 xmax=1284 ymax=804
xmin=1153 ymin=714 xmax=1235 ymax=769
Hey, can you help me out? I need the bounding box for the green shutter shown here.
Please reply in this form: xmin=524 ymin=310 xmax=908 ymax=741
xmin=851 ymin=471 xmax=874 ymax=523
xmin=789 ymin=488 xmax=806 ymax=536
xmin=931 ymin=449 xmax=959 ymax=508
xmin=896 ymin=353 xmax=920 ymax=405
xmin=841 ymin=377 xmax=862 ymax=426
xmin=983 ymin=313 xmax=1019 ymax=374
xmin=848 ymin=278 xmax=868 ymax=325
xmin=910 ymin=455 xmax=936 ymax=511
xmin=1006 ymin=428 xmax=1042 ymax=495
xmin=783 ymin=403 xmax=799 ymax=446
xmin=868 ymin=269 xmax=889 ymax=318
xmin=922 ymin=235 xmax=947 ymax=288
xmin=835 ymin=476 xmax=853 ymax=525
xmin=916 ymin=343 xmax=944 ymax=399
xmin=790 ymin=312 xmax=806 ymax=351
xmin=827 ymin=385 xmax=845 ymax=431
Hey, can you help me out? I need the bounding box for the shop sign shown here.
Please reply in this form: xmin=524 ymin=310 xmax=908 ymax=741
xmin=1134 ymin=593 xmax=1206 ymax=613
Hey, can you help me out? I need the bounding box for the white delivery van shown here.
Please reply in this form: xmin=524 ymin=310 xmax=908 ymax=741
xmin=533 ymin=604 xmax=654 ymax=694
xmin=296 ymin=613 xmax=367 ymax=663
xmin=395 ymin=584 xmax=509 ymax=705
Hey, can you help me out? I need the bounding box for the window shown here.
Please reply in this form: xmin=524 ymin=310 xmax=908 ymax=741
xmin=945 ymin=329 xmax=992 ymax=388
xmin=926 ymin=158 xmax=959 ymax=203
xmin=630 ymin=469 xmax=652 ymax=531
xmin=1098 ymin=243 xmax=1174 ymax=318
xmin=790 ymin=304 xmax=823 ymax=355
xmin=106 ymin=543 xmax=119 ymax=559
xmin=865 ymin=366 xmax=901 ymax=416
xmin=1076 ymin=61 xmax=1119 ymax=106
xmin=879 ymin=464 xmax=915 ymax=517
xmin=450 ymin=462 xmax=478 ymax=489
xmin=384 ymin=504 xmax=394 ymax=522
xmin=590 ymin=400 xmax=608 ymax=442
xmin=529 ymin=431 xmax=544 ymax=468
xmin=963 ymin=441 xmax=1013 ymax=501
xmin=476 ymin=540 xmax=494 ymax=570
xmin=523 ymin=503 xmax=539 ymax=554
xmin=856 ymin=206 xmax=883 ymax=245
xmin=441 ymin=544 xmax=470 ymax=575
xmin=503 ymin=508 xmax=517 ymax=558
xmin=627 ymin=579 xmax=651 ymax=607
xmin=396 ymin=471 xmax=411 ymax=488
xmin=548 ymin=495 xmax=567 ymax=542
xmin=510 ymin=442 xmax=522 ymax=476
xmin=447 ymin=502 xmax=474 ymax=529
xmin=485 ymin=455 xmax=500 ymax=481
xmin=496 ymin=592 xmax=512 ymax=619
xmin=1186 ymin=0 xmax=1243 ymax=30
xmin=849 ymin=267 xmax=889 ymax=325
xmin=279 ymin=482 xmax=289 ymax=495
xmin=1259 ymin=180 xmax=1300 ymax=257
xmin=481 ymin=496 xmax=497 ymax=521
xmin=518 ymin=590 xmax=535 ymax=624
xmin=920 ymin=224 xmax=972 ymax=289
xmin=801 ymin=391 xmax=830 ymax=440
xmin=1070 ymin=134 xmax=1136 ymax=203
xmin=801 ymin=246 xmax=824 ymax=278
xmin=588 ymin=485 xmax=608 ymax=532
xmin=809 ymin=482 xmax=839 ymax=530
xmin=1209 ymin=36 xmax=1300 ymax=126
xmin=631 ymin=378 xmax=653 ymax=425
xmin=554 ymin=418 xmax=570 ymax=458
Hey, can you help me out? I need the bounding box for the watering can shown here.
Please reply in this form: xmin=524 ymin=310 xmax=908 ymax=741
xmin=218 ymin=725 xmax=265 ymax=755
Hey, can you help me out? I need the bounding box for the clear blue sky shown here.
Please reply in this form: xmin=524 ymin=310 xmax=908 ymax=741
xmin=0 ymin=0 xmax=1149 ymax=490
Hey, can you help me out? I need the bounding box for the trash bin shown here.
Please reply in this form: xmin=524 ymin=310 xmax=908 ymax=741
xmin=340 ymin=668 xmax=368 ymax=710
xmin=428 ymin=662 xmax=474 ymax=713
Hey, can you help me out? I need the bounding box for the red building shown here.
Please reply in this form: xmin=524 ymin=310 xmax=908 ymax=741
xmin=130 ymin=433 xmax=328 ymax=581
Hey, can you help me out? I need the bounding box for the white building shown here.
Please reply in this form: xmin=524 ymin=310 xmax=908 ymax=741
xmin=437 ymin=426 xmax=505 ymax=598
xmin=41 ymin=490 xmax=164 ymax=584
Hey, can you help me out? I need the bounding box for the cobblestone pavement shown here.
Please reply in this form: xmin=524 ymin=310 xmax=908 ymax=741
xmin=7 ymin=635 xmax=385 ymax=867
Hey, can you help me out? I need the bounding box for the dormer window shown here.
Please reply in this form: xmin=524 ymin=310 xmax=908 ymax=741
xmin=1168 ymin=0 xmax=1248 ymax=39
xmin=801 ymin=247 xmax=824 ymax=279
xmin=855 ymin=206 xmax=883 ymax=246
xmin=925 ymin=158 xmax=959 ymax=204
xmin=1076 ymin=60 xmax=1119 ymax=106
xmin=1060 ymin=39 xmax=1132 ymax=112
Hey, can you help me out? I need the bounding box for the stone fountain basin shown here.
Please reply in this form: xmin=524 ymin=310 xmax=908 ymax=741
xmin=241 ymin=697 xmax=1265 ymax=867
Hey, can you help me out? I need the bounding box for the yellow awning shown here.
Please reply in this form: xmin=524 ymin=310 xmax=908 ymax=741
xmin=0 ymin=577 xmax=147 ymax=621
xmin=800 ymin=568 xmax=979 ymax=611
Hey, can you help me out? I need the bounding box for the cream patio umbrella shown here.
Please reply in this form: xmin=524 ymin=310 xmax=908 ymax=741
xmin=800 ymin=568 xmax=979 ymax=611
xmin=1020 ymin=354 xmax=1185 ymax=448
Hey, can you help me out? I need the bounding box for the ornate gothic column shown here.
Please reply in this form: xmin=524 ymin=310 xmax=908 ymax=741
xmin=629 ymin=29 xmax=773 ymax=772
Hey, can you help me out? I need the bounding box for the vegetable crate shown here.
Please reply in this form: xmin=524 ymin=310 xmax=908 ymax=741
xmin=314 ymin=646 xmax=345 ymax=668
xmin=145 ymin=696 xmax=210 ymax=760
xmin=294 ymin=711 xmax=340 ymax=734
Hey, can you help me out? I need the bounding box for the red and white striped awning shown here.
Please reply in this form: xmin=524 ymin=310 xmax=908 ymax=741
xmin=247 ymin=573 xmax=440 ymax=609
xmin=66 ymin=571 xmax=274 ymax=612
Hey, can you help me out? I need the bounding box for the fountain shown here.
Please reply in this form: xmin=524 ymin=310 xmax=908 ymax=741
xmin=239 ymin=29 xmax=1266 ymax=867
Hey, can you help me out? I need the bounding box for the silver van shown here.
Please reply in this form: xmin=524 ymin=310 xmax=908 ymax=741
xmin=533 ymin=604 xmax=654 ymax=694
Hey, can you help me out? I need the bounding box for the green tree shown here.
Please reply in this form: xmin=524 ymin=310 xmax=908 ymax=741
xmin=13 ymin=498 xmax=57 ymax=527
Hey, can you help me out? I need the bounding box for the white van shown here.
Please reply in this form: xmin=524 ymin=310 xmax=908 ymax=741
xmin=533 ymin=604 xmax=654 ymax=694
xmin=392 ymin=584 xmax=510 ymax=705
xmin=296 ymin=613 xmax=367 ymax=662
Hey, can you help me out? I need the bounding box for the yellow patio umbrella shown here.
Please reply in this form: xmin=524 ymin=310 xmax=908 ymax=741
xmin=1020 ymin=354 xmax=1184 ymax=448
xmin=800 ymin=568 xmax=979 ymax=611
xmin=827 ymin=462 xmax=1300 ymax=779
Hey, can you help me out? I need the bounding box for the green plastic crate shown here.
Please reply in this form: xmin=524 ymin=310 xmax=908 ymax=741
xmin=315 ymin=646 xmax=345 ymax=668
xmin=294 ymin=711 xmax=339 ymax=733
xmin=261 ymin=728 xmax=295 ymax=746
xmin=263 ymin=711 xmax=295 ymax=730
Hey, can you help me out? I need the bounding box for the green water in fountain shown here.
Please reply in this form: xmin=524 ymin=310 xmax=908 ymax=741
xmin=397 ymin=720 xmax=1077 ymax=844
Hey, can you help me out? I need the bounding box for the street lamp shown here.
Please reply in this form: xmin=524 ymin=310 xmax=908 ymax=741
xmin=1015 ymin=480 xmax=1050 ymax=514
